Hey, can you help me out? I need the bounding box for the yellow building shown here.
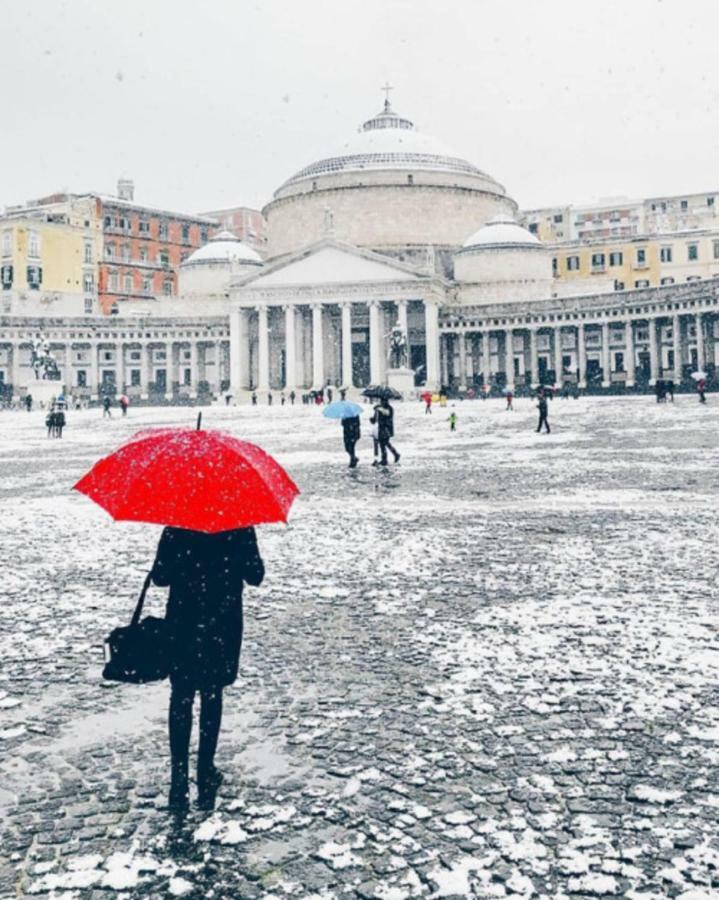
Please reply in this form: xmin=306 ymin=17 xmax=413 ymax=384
xmin=550 ymin=228 xmax=719 ymax=293
xmin=0 ymin=196 xmax=102 ymax=315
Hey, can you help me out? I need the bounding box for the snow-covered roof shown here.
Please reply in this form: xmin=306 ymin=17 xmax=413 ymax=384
xmin=182 ymin=230 xmax=263 ymax=267
xmin=277 ymin=101 xmax=497 ymax=192
xmin=461 ymin=215 xmax=543 ymax=251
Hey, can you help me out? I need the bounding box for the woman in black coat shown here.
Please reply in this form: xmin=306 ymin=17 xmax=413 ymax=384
xmin=151 ymin=526 xmax=265 ymax=811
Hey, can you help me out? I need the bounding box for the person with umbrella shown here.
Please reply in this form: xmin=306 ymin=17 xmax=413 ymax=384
xmin=323 ymin=400 xmax=362 ymax=467
xmin=536 ymin=387 xmax=550 ymax=434
xmin=119 ymin=394 xmax=129 ymax=416
xmin=697 ymin=377 xmax=707 ymax=404
xmin=74 ymin=416 xmax=299 ymax=812
xmin=370 ymin=394 xmax=400 ymax=466
xmin=422 ymin=391 xmax=432 ymax=414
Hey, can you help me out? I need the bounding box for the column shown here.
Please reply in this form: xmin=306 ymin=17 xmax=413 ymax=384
xmin=577 ymin=323 xmax=587 ymax=388
xmin=140 ymin=342 xmax=149 ymax=399
xmin=215 ymin=340 xmax=224 ymax=391
xmin=257 ymin=306 xmax=270 ymax=391
xmin=64 ymin=343 xmax=73 ymax=392
xmin=672 ymin=314 xmax=682 ymax=383
xmin=369 ymin=301 xmax=382 ymax=385
xmin=458 ymin=330 xmax=468 ymax=389
xmin=626 ymin=320 xmax=636 ymax=387
xmin=165 ymin=341 xmax=173 ymax=399
xmin=189 ymin=341 xmax=197 ymax=396
xmin=230 ymin=308 xmax=250 ymax=392
xmin=529 ymin=328 xmax=539 ymax=386
xmin=696 ymin=313 xmax=705 ymax=371
xmin=601 ymin=322 xmax=610 ymax=387
xmin=89 ymin=342 xmax=99 ymax=399
xmin=341 ymin=302 xmax=353 ymax=388
xmin=116 ymin=342 xmax=125 ymax=394
xmin=312 ymin=303 xmax=324 ymax=388
xmin=283 ymin=305 xmax=297 ymax=391
xmin=397 ymin=299 xmax=409 ymax=349
xmin=440 ymin=334 xmax=450 ymax=386
xmin=12 ymin=341 xmax=22 ymax=392
xmin=554 ymin=328 xmax=564 ymax=386
xmin=424 ymin=300 xmax=440 ymax=390
xmin=648 ymin=318 xmax=658 ymax=385
xmin=482 ymin=330 xmax=491 ymax=383
xmin=504 ymin=329 xmax=514 ymax=390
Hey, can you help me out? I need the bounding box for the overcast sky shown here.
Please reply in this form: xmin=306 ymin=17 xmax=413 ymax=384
xmin=3 ymin=0 xmax=718 ymax=215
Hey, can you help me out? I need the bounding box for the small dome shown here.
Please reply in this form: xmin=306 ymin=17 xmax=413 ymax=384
xmin=461 ymin=215 xmax=542 ymax=251
xmin=183 ymin=230 xmax=262 ymax=266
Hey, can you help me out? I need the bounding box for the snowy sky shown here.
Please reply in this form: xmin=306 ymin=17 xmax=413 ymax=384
xmin=3 ymin=0 xmax=718 ymax=215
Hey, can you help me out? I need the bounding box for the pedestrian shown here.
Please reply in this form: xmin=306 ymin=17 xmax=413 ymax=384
xmin=536 ymin=389 xmax=550 ymax=434
xmin=666 ymin=380 xmax=675 ymax=402
xmin=505 ymin=390 xmax=514 ymax=411
xmin=25 ymin=394 xmax=33 ymax=412
xmin=225 ymin=393 xmax=232 ymax=407
xmin=46 ymin=410 xmax=54 ymax=437
xmin=448 ymin=411 xmax=457 ymax=432
xmin=339 ymin=388 xmax=347 ymax=401
xmin=341 ymin=415 xmax=360 ymax=468
xmin=370 ymin=417 xmax=380 ymax=465
xmin=289 ymin=390 xmax=296 ymax=405
xmin=151 ymin=526 xmax=265 ymax=812
xmin=655 ymin=380 xmax=665 ymax=403
xmin=697 ymin=378 xmax=707 ymax=404
xmin=268 ymin=392 xmax=273 ymax=406
xmin=280 ymin=392 xmax=286 ymax=406
xmin=327 ymin=386 xmax=333 ymax=403
xmin=482 ymin=383 xmax=489 ymax=400
xmin=119 ymin=395 xmax=129 ymax=417
xmin=55 ymin=408 xmax=65 ymax=438
xmin=424 ymin=396 xmax=432 ymax=415
xmin=315 ymin=392 xmax=323 ymax=406
xmin=371 ymin=397 xmax=400 ymax=466
xmin=102 ymin=395 xmax=112 ymax=418
xmin=251 ymin=391 xmax=257 ymax=406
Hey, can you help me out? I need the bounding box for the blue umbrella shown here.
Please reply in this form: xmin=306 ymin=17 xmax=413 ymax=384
xmin=323 ymin=400 xmax=363 ymax=420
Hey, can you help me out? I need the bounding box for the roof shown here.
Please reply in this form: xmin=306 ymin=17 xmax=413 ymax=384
xmin=461 ymin=215 xmax=544 ymax=251
xmin=276 ymin=101 xmax=497 ymax=193
xmin=182 ymin=230 xmax=263 ymax=266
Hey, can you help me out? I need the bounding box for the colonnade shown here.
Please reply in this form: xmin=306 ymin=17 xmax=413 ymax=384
xmin=442 ymin=311 xmax=716 ymax=389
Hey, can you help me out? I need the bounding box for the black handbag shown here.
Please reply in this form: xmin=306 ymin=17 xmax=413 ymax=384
xmin=102 ymin=573 xmax=171 ymax=683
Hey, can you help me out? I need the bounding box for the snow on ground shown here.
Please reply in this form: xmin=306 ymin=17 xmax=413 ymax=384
xmin=0 ymin=394 xmax=718 ymax=898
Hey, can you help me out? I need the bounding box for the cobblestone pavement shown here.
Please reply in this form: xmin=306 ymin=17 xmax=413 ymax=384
xmin=1 ymin=396 xmax=718 ymax=899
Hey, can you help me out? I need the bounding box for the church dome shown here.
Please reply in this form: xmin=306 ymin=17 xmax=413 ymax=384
xmin=183 ymin=230 xmax=262 ymax=266
xmin=278 ymin=101 xmax=493 ymax=190
xmin=461 ymin=215 xmax=542 ymax=251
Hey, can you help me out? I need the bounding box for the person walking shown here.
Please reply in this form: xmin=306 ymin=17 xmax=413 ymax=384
xmin=536 ymin=389 xmax=550 ymax=434
xmin=268 ymin=392 xmax=273 ymax=406
xmin=327 ymin=386 xmax=333 ymax=403
xmin=119 ymin=395 xmax=129 ymax=417
xmin=697 ymin=378 xmax=707 ymax=404
xmin=448 ymin=411 xmax=457 ymax=432
xmin=251 ymin=391 xmax=258 ymax=407
xmin=55 ymin=408 xmax=66 ymax=438
xmin=102 ymin=396 xmax=112 ymax=418
xmin=151 ymin=526 xmax=265 ymax=811
xmin=370 ymin=417 xmax=380 ymax=465
xmin=505 ymin=390 xmax=514 ymax=411
xmin=25 ymin=394 xmax=33 ymax=412
xmin=289 ymin=390 xmax=296 ymax=405
xmin=424 ymin=396 xmax=432 ymax=415
xmin=280 ymin=392 xmax=286 ymax=406
xmin=341 ymin=415 xmax=360 ymax=468
xmin=666 ymin=380 xmax=675 ymax=402
xmin=371 ymin=397 xmax=400 ymax=466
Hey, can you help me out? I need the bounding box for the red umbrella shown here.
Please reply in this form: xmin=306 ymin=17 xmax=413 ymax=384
xmin=73 ymin=422 xmax=299 ymax=533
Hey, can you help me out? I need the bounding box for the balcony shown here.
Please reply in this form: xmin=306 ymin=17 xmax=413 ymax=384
xmin=104 ymin=257 xmax=163 ymax=270
xmin=104 ymin=225 xmax=133 ymax=236
xmin=591 ymin=265 xmax=606 ymax=274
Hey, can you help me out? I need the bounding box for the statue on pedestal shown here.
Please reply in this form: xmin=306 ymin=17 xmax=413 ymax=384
xmin=387 ymin=322 xmax=408 ymax=370
xmin=31 ymin=337 xmax=60 ymax=381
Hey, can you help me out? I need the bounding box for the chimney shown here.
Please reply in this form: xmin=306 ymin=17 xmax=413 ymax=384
xmin=117 ymin=178 xmax=135 ymax=202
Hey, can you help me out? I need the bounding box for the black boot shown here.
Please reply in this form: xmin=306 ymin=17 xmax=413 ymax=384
xmin=168 ymin=764 xmax=189 ymax=813
xmin=197 ymin=765 xmax=224 ymax=811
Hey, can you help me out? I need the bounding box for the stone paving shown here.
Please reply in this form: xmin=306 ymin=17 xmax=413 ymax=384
xmin=0 ymin=395 xmax=718 ymax=899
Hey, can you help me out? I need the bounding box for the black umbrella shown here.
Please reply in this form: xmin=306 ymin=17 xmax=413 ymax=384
xmin=361 ymin=385 xmax=402 ymax=400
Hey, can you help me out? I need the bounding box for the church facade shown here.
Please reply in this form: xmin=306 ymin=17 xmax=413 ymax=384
xmin=1 ymin=98 xmax=718 ymax=400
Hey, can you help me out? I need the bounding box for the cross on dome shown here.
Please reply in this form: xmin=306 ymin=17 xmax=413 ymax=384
xmin=381 ymin=81 xmax=394 ymax=112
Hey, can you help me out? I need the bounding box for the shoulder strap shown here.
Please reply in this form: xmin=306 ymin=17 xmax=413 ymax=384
xmin=130 ymin=573 xmax=153 ymax=627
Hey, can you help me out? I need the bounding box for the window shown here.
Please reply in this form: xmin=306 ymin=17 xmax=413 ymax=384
xmin=660 ymin=246 xmax=672 ymax=262
xmin=609 ymin=251 xmax=623 ymax=266
xmin=163 ymin=279 xmax=173 ymax=296
xmin=661 ymin=277 xmax=675 ymax=285
xmin=83 ymin=273 xmax=94 ymax=293
xmin=124 ymin=274 xmax=133 ymax=293
xmin=591 ymin=253 xmax=605 ymax=269
xmin=103 ymin=351 xmax=113 ymax=362
xmin=122 ymin=244 xmax=131 ymax=262
xmin=142 ymin=276 xmax=152 ymax=293
xmin=84 ymin=297 xmax=93 ymax=314
xmin=110 ymin=302 xmax=119 ymax=315
xmin=130 ymin=369 xmax=141 ymax=386
xmin=528 ymin=223 xmax=538 ymax=234
xmin=614 ymin=351 xmax=624 ymax=372
xmin=708 ymin=197 xmax=715 ymax=207
xmin=28 ymin=231 xmax=40 ymax=258
xmin=2 ymin=230 xmax=11 ymax=256
xmin=139 ymin=219 xmax=150 ymax=234
xmin=139 ymin=247 xmax=148 ymax=262
xmin=183 ymin=368 xmax=191 ymax=385
xmin=614 ymin=280 xmax=625 ymax=291
xmin=688 ymin=243 xmax=699 ymax=261
xmin=635 ymin=279 xmax=650 ymax=288
xmin=158 ymin=222 xmax=168 ymax=240
xmin=109 ymin=271 xmax=118 ymax=291
xmin=407 ymin=174 xmax=414 ymax=185
xmin=553 ymin=213 xmax=563 ymax=223
xmin=27 ymin=265 xmax=42 ymax=288
xmin=103 ymin=216 xmax=112 ymax=228
xmin=713 ymin=240 xmax=719 ymax=260
xmin=636 ymin=248 xmax=646 ymax=265
xmin=566 ymin=255 xmax=580 ymax=271
xmin=181 ymin=224 xmax=190 ymax=242
xmin=105 ymin=243 xmax=115 ymax=260
xmin=200 ymin=227 xmax=208 ymax=243
xmin=77 ymin=370 xmax=87 ymax=387
xmin=687 ymin=275 xmax=701 ymax=282
xmin=1 ymin=264 xmax=13 ymax=288
xmin=130 ymin=351 xmax=141 ymax=361
xmin=159 ymin=250 xmax=170 ymax=266
xmin=552 ymin=257 xmax=558 ymax=274
xmin=681 ymin=199 xmax=688 ymax=210
xmin=83 ymin=241 xmax=93 ymax=264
